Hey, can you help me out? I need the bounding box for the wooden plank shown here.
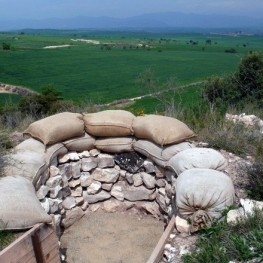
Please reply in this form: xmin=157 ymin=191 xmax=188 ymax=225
xmin=31 ymin=230 xmax=44 ymax=263
xmin=146 ymin=216 xmax=176 ymax=263
xmin=0 ymin=223 xmax=60 ymax=263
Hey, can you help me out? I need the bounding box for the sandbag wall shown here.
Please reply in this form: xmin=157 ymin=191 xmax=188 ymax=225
xmin=0 ymin=110 xmax=234 ymax=234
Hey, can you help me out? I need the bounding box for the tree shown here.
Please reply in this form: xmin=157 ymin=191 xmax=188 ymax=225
xmin=2 ymin=42 xmax=11 ymax=50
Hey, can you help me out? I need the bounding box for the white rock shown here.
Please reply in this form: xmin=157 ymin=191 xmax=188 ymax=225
xmin=81 ymin=157 xmax=98 ymax=172
xmin=125 ymin=172 xmax=134 ymax=184
xmin=133 ymin=173 xmax=143 ymax=186
xmin=240 ymin=198 xmax=263 ymax=216
xmin=75 ymin=196 xmax=84 ymax=206
xmin=36 ymin=185 xmax=50 ymax=200
xmin=90 ymin=149 xmax=100 ymax=156
xmin=143 ymin=160 xmax=156 ymax=173
xmin=227 ymin=208 xmax=246 ymax=224
xmin=87 ymin=181 xmax=102 ymax=195
xmin=141 ymin=172 xmax=156 ymax=189
xmin=68 ymin=152 xmax=80 ymax=161
xmin=80 ymin=172 xmax=93 ymax=187
xmin=40 ymin=198 xmax=50 ymax=213
xmin=46 ymin=175 xmax=62 ymax=188
xmin=68 ymin=179 xmax=80 ymax=188
xmin=84 ymin=190 xmax=111 ymax=204
xmin=71 ymin=186 xmax=83 ymax=197
xmin=62 ymin=196 xmax=76 ymax=210
xmin=111 ymin=185 xmax=124 ymax=201
xmin=78 ymin=150 xmax=90 ymax=158
xmin=62 ymin=207 xmax=84 ymax=228
xmin=101 ymin=183 xmax=113 ymax=191
xmin=175 ymin=216 xmax=190 ymax=234
xmin=49 ymin=185 xmax=62 ymax=199
xmin=71 ymin=162 xmax=81 ymax=178
xmin=98 ymin=154 xmax=115 ymax=168
xmin=92 ymin=168 xmax=119 ymax=183
xmin=59 ymin=163 xmax=72 ymax=181
xmin=49 ymin=166 xmax=60 ymax=177
xmin=119 ymin=170 xmax=126 ymax=178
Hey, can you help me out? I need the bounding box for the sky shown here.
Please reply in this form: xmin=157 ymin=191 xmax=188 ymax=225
xmin=0 ymin=0 xmax=262 ymax=20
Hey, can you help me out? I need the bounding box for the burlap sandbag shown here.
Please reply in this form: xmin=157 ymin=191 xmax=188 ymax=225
xmin=162 ymin=142 xmax=195 ymax=160
xmin=167 ymin=148 xmax=227 ymax=175
xmin=133 ymin=140 xmax=166 ymax=167
xmin=0 ymin=176 xmax=52 ymax=230
xmin=63 ymin=133 xmax=95 ymax=152
xmin=176 ymin=168 xmax=235 ymax=232
xmin=95 ymin=137 xmax=135 ymax=153
xmin=83 ymin=110 xmax=135 ymax=137
xmin=3 ymin=150 xmax=47 ymax=185
xmin=24 ymin=112 xmax=84 ymax=145
xmin=132 ymin=115 xmax=195 ymax=146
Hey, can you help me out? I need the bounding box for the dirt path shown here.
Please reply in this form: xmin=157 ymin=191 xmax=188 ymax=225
xmin=60 ymin=211 xmax=165 ymax=263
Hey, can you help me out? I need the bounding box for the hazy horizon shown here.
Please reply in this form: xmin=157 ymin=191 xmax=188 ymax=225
xmin=1 ymin=0 xmax=263 ymax=21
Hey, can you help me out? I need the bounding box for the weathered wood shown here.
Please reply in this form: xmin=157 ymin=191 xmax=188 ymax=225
xmin=0 ymin=223 xmax=60 ymax=263
xmin=146 ymin=215 xmax=176 ymax=263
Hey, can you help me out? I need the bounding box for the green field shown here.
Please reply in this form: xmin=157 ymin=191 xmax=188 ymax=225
xmin=0 ymin=30 xmax=263 ymax=105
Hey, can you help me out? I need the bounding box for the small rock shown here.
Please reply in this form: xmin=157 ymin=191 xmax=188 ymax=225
xmin=179 ymin=245 xmax=191 ymax=256
xmin=49 ymin=166 xmax=60 ymax=177
xmin=71 ymin=186 xmax=83 ymax=197
xmin=141 ymin=172 xmax=156 ymax=189
xmin=68 ymin=152 xmax=80 ymax=161
xmin=133 ymin=173 xmax=143 ymax=186
xmin=62 ymin=207 xmax=84 ymax=228
xmin=138 ymin=201 xmax=160 ymax=219
xmin=78 ymin=151 xmax=90 ymax=158
xmin=90 ymin=149 xmax=100 ymax=156
xmin=75 ymin=196 xmax=84 ymax=206
xmin=81 ymin=201 xmax=89 ymax=211
xmin=125 ymin=172 xmax=134 ymax=185
xmin=62 ymin=196 xmax=76 ymax=210
xmin=101 ymin=183 xmax=113 ymax=191
xmin=40 ymin=198 xmax=50 ymax=213
xmin=46 ymin=175 xmax=62 ymax=188
xmin=49 ymin=185 xmax=62 ymax=199
xmin=81 ymin=157 xmax=98 ymax=172
xmin=80 ymin=172 xmax=93 ymax=187
xmin=87 ymin=181 xmax=102 ymax=195
xmin=143 ymin=160 xmax=156 ymax=173
xmin=111 ymin=185 xmax=124 ymax=201
xmin=92 ymin=168 xmax=119 ymax=183
xmin=59 ymin=163 xmax=73 ymax=181
xmin=89 ymin=203 xmax=101 ymax=212
xmin=48 ymin=199 xmax=60 ymax=214
xmin=36 ymin=185 xmax=50 ymax=200
xmin=156 ymin=179 xmax=166 ymax=188
xmin=71 ymin=162 xmax=81 ymax=179
xmin=227 ymin=208 xmax=246 ymax=224
xmin=62 ymin=186 xmax=71 ymax=198
xmin=175 ymin=216 xmax=191 ymax=234
xmin=103 ymin=199 xmax=122 ymax=212
xmin=84 ymin=190 xmax=111 ymax=204
xmin=119 ymin=170 xmax=126 ymax=178
xmin=98 ymin=154 xmax=115 ymax=168
xmin=68 ymin=179 xmax=80 ymax=188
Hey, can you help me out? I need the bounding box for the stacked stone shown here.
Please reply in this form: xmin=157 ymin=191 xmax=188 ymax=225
xmin=36 ymin=149 xmax=175 ymax=235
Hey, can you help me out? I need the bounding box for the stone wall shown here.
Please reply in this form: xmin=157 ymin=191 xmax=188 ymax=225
xmin=36 ymin=148 xmax=175 ymax=236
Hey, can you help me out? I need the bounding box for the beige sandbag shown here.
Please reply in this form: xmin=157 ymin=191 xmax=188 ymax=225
xmin=24 ymin=112 xmax=84 ymax=145
xmin=132 ymin=115 xmax=195 ymax=146
xmin=162 ymin=142 xmax=195 ymax=160
xmin=0 ymin=176 xmax=52 ymax=230
xmin=3 ymin=151 xmax=47 ymax=185
xmin=95 ymin=137 xmax=134 ymax=153
xmin=45 ymin=143 xmax=68 ymax=166
xmin=167 ymin=148 xmax=227 ymax=175
xmin=133 ymin=140 xmax=166 ymax=167
xmin=83 ymin=110 xmax=135 ymax=137
xmin=15 ymin=137 xmax=45 ymax=154
xmin=63 ymin=133 xmax=95 ymax=151
xmin=176 ymin=168 xmax=235 ymax=232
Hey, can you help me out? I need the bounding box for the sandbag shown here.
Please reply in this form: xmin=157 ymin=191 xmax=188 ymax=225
xmin=132 ymin=115 xmax=195 ymax=146
xmin=176 ymin=168 xmax=235 ymax=232
xmin=167 ymin=148 xmax=227 ymax=175
xmin=3 ymin=150 xmax=47 ymax=185
xmin=83 ymin=110 xmax=135 ymax=137
xmin=15 ymin=137 xmax=46 ymax=154
xmin=161 ymin=142 xmax=195 ymax=160
xmin=133 ymin=140 xmax=166 ymax=167
xmin=63 ymin=133 xmax=95 ymax=152
xmin=95 ymin=137 xmax=134 ymax=153
xmin=0 ymin=176 xmax=52 ymax=230
xmin=24 ymin=112 xmax=84 ymax=145
xmin=45 ymin=143 xmax=68 ymax=166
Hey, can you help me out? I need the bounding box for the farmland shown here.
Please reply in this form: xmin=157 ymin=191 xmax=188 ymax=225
xmin=0 ymin=30 xmax=263 ymax=106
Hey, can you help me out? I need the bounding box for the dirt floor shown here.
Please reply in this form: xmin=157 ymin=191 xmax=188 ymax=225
xmin=60 ymin=210 xmax=165 ymax=263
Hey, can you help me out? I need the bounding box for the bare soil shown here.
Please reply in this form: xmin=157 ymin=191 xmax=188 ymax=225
xmin=60 ymin=210 xmax=165 ymax=263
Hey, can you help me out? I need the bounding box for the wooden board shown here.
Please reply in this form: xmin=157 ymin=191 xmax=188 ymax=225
xmin=0 ymin=223 xmax=60 ymax=263
xmin=146 ymin=216 xmax=176 ymax=263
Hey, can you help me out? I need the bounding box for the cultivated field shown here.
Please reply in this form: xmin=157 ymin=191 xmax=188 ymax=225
xmin=0 ymin=30 xmax=263 ymax=106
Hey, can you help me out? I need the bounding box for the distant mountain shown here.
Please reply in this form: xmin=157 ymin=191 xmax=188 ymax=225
xmin=1 ymin=12 xmax=263 ymax=31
